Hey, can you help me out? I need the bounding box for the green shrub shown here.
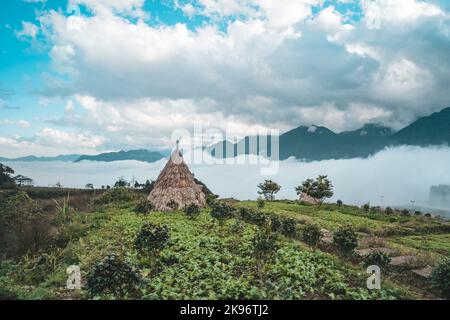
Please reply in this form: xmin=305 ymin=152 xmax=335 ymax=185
xmin=134 ymin=198 xmax=154 ymax=215
xmin=362 ymin=251 xmax=391 ymax=268
xmin=85 ymin=253 xmax=141 ymax=298
xmin=401 ymin=209 xmax=410 ymax=217
xmin=183 ymin=204 xmax=201 ymax=219
xmin=229 ymin=219 xmax=243 ymax=233
xmin=431 ymin=258 xmax=450 ymax=298
xmin=134 ymin=223 xmax=169 ymax=255
xmin=252 ymin=228 xmax=279 ymax=260
xmin=333 ymin=227 xmax=358 ymax=256
xmin=336 ymin=199 xmax=343 ymax=207
xmin=239 ymin=207 xmax=267 ymax=226
xmin=206 ymin=194 xmax=219 ymax=207
xmin=94 ymin=188 xmax=134 ymax=205
xmin=166 ymin=200 xmax=179 ymax=210
xmin=210 ymin=202 xmax=235 ymax=222
xmin=302 ymin=224 xmax=322 ymax=248
xmin=268 ymin=214 xmax=281 ymax=231
xmin=0 ymin=191 xmax=52 ymax=257
xmin=257 ymin=198 xmax=265 ymax=209
xmin=280 ymin=218 xmax=297 ymax=237
xmin=362 ymin=203 xmax=370 ymax=213
xmin=385 ymin=207 xmax=394 ymax=215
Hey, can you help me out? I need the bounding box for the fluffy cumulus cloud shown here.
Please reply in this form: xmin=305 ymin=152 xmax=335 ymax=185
xmin=7 ymin=0 xmax=450 ymax=153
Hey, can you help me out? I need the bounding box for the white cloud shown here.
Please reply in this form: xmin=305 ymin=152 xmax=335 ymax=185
xmin=0 ymin=119 xmax=31 ymax=129
xmin=68 ymin=0 xmax=146 ymax=18
xmin=36 ymin=127 xmax=105 ymax=148
xmin=20 ymin=0 xmax=449 ymax=152
xmin=15 ymin=21 xmax=39 ymax=39
xmin=362 ymin=0 xmax=445 ymax=25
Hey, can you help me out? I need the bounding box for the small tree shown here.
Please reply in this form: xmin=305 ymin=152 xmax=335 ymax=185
xmin=85 ymin=183 xmax=94 ymax=190
xmin=333 ymin=227 xmax=358 ymax=256
xmin=0 ymin=163 xmax=16 ymax=189
xmin=114 ymin=177 xmax=129 ymax=188
xmin=362 ymin=251 xmax=391 ymax=268
xmin=257 ymin=180 xmax=281 ymax=201
xmin=134 ymin=223 xmax=169 ymax=255
xmin=252 ymin=228 xmax=279 ymax=260
xmin=257 ymin=197 xmax=265 ymax=209
xmin=362 ymin=203 xmax=370 ymax=213
xmin=431 ymin=258 xmax=450 ymax=298
xmin=134 ymin=199 xmax=154 ymax=215
xmin=143 ymin=180 xmax=155 ymax=193
xmin=85 ymin=253 xmax=141 ymax=298
xmin=184 ymin=204 xmax=201 ymax=219
xmin=336 ymin=199 xmax=343 ymax=207
xmin=295 ymin=175 xmax=333 ymax=206
xmin=210 ymin=202 xmax=235 ymax=223
xmin=302 ymin=224 xmax=322 ymax=248
xmin=252 ymin=227 xmax=279 ymax=282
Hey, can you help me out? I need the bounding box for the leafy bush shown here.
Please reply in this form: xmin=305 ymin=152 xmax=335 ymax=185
xmin=257 ymin=198 xmax=265 ymax=209
xmin=0 ymin=192 xmax=52 ymax=257
xmin=431 ymin=258 xmax=450 ymax=298
xmin=279 ymin=218 xmax=297 ymax=237
xmin=252 ymin=228 xmax=279 ymax=260
xmin=362 ymin=251 xmax=391 ymax=268
xmin=385 ymin=207 xmax=394 ymax=215
xmin=134 ymin=198 xmax=154 ymax=215
xmin=206 ymin=194 xmax=219 ymax=207
xmin=336 ymin=199 xmax=343 ymax=207
xmin=239 ymin=207 xmax=267 ymax=226
xmin=183 ymin=204 xmax=201 ymax=219
xmin=362 ymin=203 xmax=370 ymax=213
xmin=401 ymin=209 xmax=410 ymax=217
xmin=85 ymin=253 xmax=141 ymax=298
xmin=94 ymin=188 xmax=134 ymax=205
xmin=302 ymin=224 xmax=322 ymax=248
xmin=166 ymin=200 xmax=179 ymax=210
xmin=229 ymin=219 xmax=243 ymax=233
xmin=134 ymin=223 xmax=169 ymax=255
xmin=333 ymin=227 xmax=358 ymax=256
xmin=210 ymin=202 xmax=235 ymax=222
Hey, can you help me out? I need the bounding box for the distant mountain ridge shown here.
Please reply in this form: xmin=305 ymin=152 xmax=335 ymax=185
xmin=208 ymin=106 xmax=450 ymax=161
xmin=0 ymin=149 xmax=167 ymax=164
xmin=0 ymin=154 xmax=81 ymax=162
xmin=2 ymin=107 xmax=449 ymax=163
xmin=75 ymin=149 xmax=165 ymax=163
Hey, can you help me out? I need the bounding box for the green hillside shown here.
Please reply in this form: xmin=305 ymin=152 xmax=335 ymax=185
xmin=1 ymin=190 xmax=449 ymax=300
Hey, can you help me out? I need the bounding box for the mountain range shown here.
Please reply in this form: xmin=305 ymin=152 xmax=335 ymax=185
xmin=208 ymin=106 xmax=450 ymax=161
xmin=0 ymin=149 xmax=167 ymax=164
xmin=1 ymin=107 xmax=449 ymax=163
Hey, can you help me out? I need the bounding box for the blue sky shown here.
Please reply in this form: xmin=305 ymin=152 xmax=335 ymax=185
xmin=0 ymin=0 xmax=449 ymax=157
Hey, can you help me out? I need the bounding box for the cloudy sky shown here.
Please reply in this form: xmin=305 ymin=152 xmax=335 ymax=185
xmin=1 ymin=0 xmax=450 ymax=157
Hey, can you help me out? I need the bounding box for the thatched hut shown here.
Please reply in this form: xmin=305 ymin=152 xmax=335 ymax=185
xmin=147 ymin=144 xmax=206 ymax=211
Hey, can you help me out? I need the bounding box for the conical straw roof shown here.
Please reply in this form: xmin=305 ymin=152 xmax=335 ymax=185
xmin=147 ymin=147 xmax=206 ymax=211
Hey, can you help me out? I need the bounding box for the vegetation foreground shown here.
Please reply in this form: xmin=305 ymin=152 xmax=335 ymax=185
xmin=0 ymin=187 xmax=449 ymax=300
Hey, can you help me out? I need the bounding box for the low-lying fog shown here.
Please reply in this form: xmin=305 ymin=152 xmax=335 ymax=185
xmin=5 ymin=146 xmax=450 ymax=217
